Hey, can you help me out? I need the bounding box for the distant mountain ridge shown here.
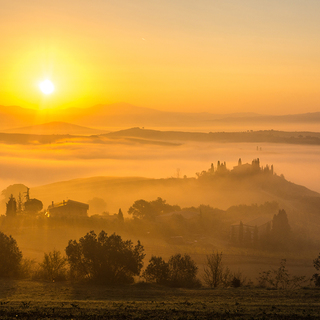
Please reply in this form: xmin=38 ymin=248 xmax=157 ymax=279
xmin=105 ymin=127 xmax=320 ymax=145
xmin=0 ymin=103 xmax=320 ymax=131
xmin=3 ymin=121 xmax=108 ymax=135
xmin=0 ymin=126 xmax=320 ymax=145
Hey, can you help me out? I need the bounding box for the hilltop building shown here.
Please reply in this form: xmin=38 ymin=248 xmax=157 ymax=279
xmin=197 ymin=158 xmax=274 ymax=179
xmin=4 ymin=189 xmax=43 ymax=216
xmin=232 ymin=158 xmax=273 ymax=175
xmin=46 ymin=200 xmax=89 ymax=218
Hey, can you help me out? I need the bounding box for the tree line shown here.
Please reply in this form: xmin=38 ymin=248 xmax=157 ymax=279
xmin=1 ymin=193 xmax=313 ymax=253
xmin=0 ymin=229 xmax=319 ymax=289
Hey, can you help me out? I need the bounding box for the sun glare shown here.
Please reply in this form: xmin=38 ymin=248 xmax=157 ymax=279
xmin=39 ymin=79 xmax=55 ymax=95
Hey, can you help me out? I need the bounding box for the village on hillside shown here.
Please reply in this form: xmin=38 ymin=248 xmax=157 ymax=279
xmin=0 ymin=159 xmax=295 ymax=251
xmin=4 ymin=158 xmax=273 ymax=219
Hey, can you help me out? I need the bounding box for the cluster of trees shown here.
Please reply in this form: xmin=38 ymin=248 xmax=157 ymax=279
xmin=128 ymin=197 xmax=181 ymax=220
xmin=196 ymin=158 xmax=274 ymax=179
xmin=142 ymin=252 xmax=246 ymax=289
xmin=234 ymin=209 xmax=292 ymax=250
xmin=1 ymin=229 xmax=320 ymax=290
xmin=0 ymin=188 xmax=308 ymax=255
xmin=66 ymin=231 xmax=144 ymax=284
xmin=2 ymin=185 xmax=43 ymax=217
xmin=0 ymin=183 xmax=306 ymax=251
xmin=142 ymin=254 xmax=201 ymax=288
xmin=0 ymin=230 xmax=145 ymax=284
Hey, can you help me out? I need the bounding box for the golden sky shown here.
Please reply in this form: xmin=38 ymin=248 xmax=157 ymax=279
xmin=1 ymin=0 xmax=320 ymax=114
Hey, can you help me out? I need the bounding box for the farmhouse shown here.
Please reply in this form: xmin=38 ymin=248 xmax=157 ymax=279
xmin=232 ymin=158 xmax=274 ymax=175
xmin=46 ymin=200 xmax=89 ymax=218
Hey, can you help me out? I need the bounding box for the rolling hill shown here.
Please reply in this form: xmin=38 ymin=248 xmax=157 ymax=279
xmin=3 ymin=121 xmax=108 ymax=135
xmin=30 ymin=170 xmax=320 ymax=239
xmin=1 ymin=103 xmax=320 ymax=131
xmin=105 ymin=127 xmax=320 ymax=145
xmin=0 ymin=126 xmax=320 ymax=146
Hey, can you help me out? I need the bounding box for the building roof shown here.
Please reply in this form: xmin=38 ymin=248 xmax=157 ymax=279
xmin=48 ymin=199 xmax=89 ymax=210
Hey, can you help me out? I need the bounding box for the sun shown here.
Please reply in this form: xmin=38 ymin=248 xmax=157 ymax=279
xmin=39 ymin=79 xmax=55 ymax=95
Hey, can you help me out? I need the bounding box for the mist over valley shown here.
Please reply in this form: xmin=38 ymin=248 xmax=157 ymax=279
xmin=2 ymin=1 xmax=320 ymax=316
xmin=1 ymin=117 xmax=320 ymax=264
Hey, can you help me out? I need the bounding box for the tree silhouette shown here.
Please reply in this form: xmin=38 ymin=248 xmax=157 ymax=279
xmin=118 ymin=208 xmax=124 ymax=223
xmin=312 ymin=253 xmax=320 ymax=286
xmin=66 ymin=231 xmax=145 ymax=284
xmin=142 ymin=256 xmax=169 ymax=285
xmin=128 ymin=197 xmax=180 ymax=220
xmin=167 ymin=253 xmax=200 ymax=288
xmin=203 ymin=252 xmax=224 ymax=288
xmin=38 ymin=250 xmax=68 ymax=281
xmin=272 ymin=209 xmax=291 ymax=246
xmin=143 ymin=254 xmax=200 ymax=288
xmin=0 ymin=231 xmax=22 ymax=278
xmin=6 ymin=194 xmax=17 ymax=217
xmin=24 ymin=198 xmax=43 ymax=214
xmin=1 ymin=184 xmax=28 ymax=200
xmin=239 ymin=221 xmax=244 ymax=244
xmin=151 ymin=197 xmax=181 ymax=215
xmin=87 ymin=197 xmax=107 ymax=214
xmin=128 ymin=199 xmax=153 ymax=219
xmin=17 ymin=193 xmax=23 ymax=213
xmin=244 ymin=227 xmax=252 ymax=247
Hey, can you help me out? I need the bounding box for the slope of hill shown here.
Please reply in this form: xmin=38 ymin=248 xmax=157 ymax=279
xmin=31 ymin=172 xmax=320 ymax=238
xmin=0 ymin=105 xmax=38 ymax=128
xmin=106 ymin=127 xmax=320 ymax=145
xmin=1 ymin=127 xmax=320 ymax=145
xmin=3 ymin=122 xmax=108 ymax=135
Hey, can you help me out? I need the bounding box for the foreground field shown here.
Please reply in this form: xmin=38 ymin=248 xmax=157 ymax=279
xmin=1 ymin=280 xmax=320 ymax=319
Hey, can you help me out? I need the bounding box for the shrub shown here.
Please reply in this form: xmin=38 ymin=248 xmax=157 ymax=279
xmin=20 ymin=258 xmax=37 ymax=279
xmin=143 ymin=254 xmax=201 ymax=288
xmin=0 ymin=231 xmax=22 ymax=278
xmin=258 ymin=259 xmax=306 ymax=289
xmin=312 ymin=253 xmax=320 ymax=286
xmin=231 ymin=271 xmax=247 ymax=288
xmin=231 ymin=276 xmax=241 ymax=288
xmin=35 ymin=250 xmax=68 ymax=281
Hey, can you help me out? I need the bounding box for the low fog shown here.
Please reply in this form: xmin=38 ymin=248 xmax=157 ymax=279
xmin=0 ymin=128 xmax=320 ymax=285
xmin=0 ymin=139 xmax=319 ymax=194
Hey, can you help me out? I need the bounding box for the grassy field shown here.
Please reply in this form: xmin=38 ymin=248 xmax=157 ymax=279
xmin=1 ymin=279 xmax=320 ymax=319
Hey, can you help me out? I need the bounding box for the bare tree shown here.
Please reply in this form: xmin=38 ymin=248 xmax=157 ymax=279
xmin=203 ymin=251 xmax=230 ymax=288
